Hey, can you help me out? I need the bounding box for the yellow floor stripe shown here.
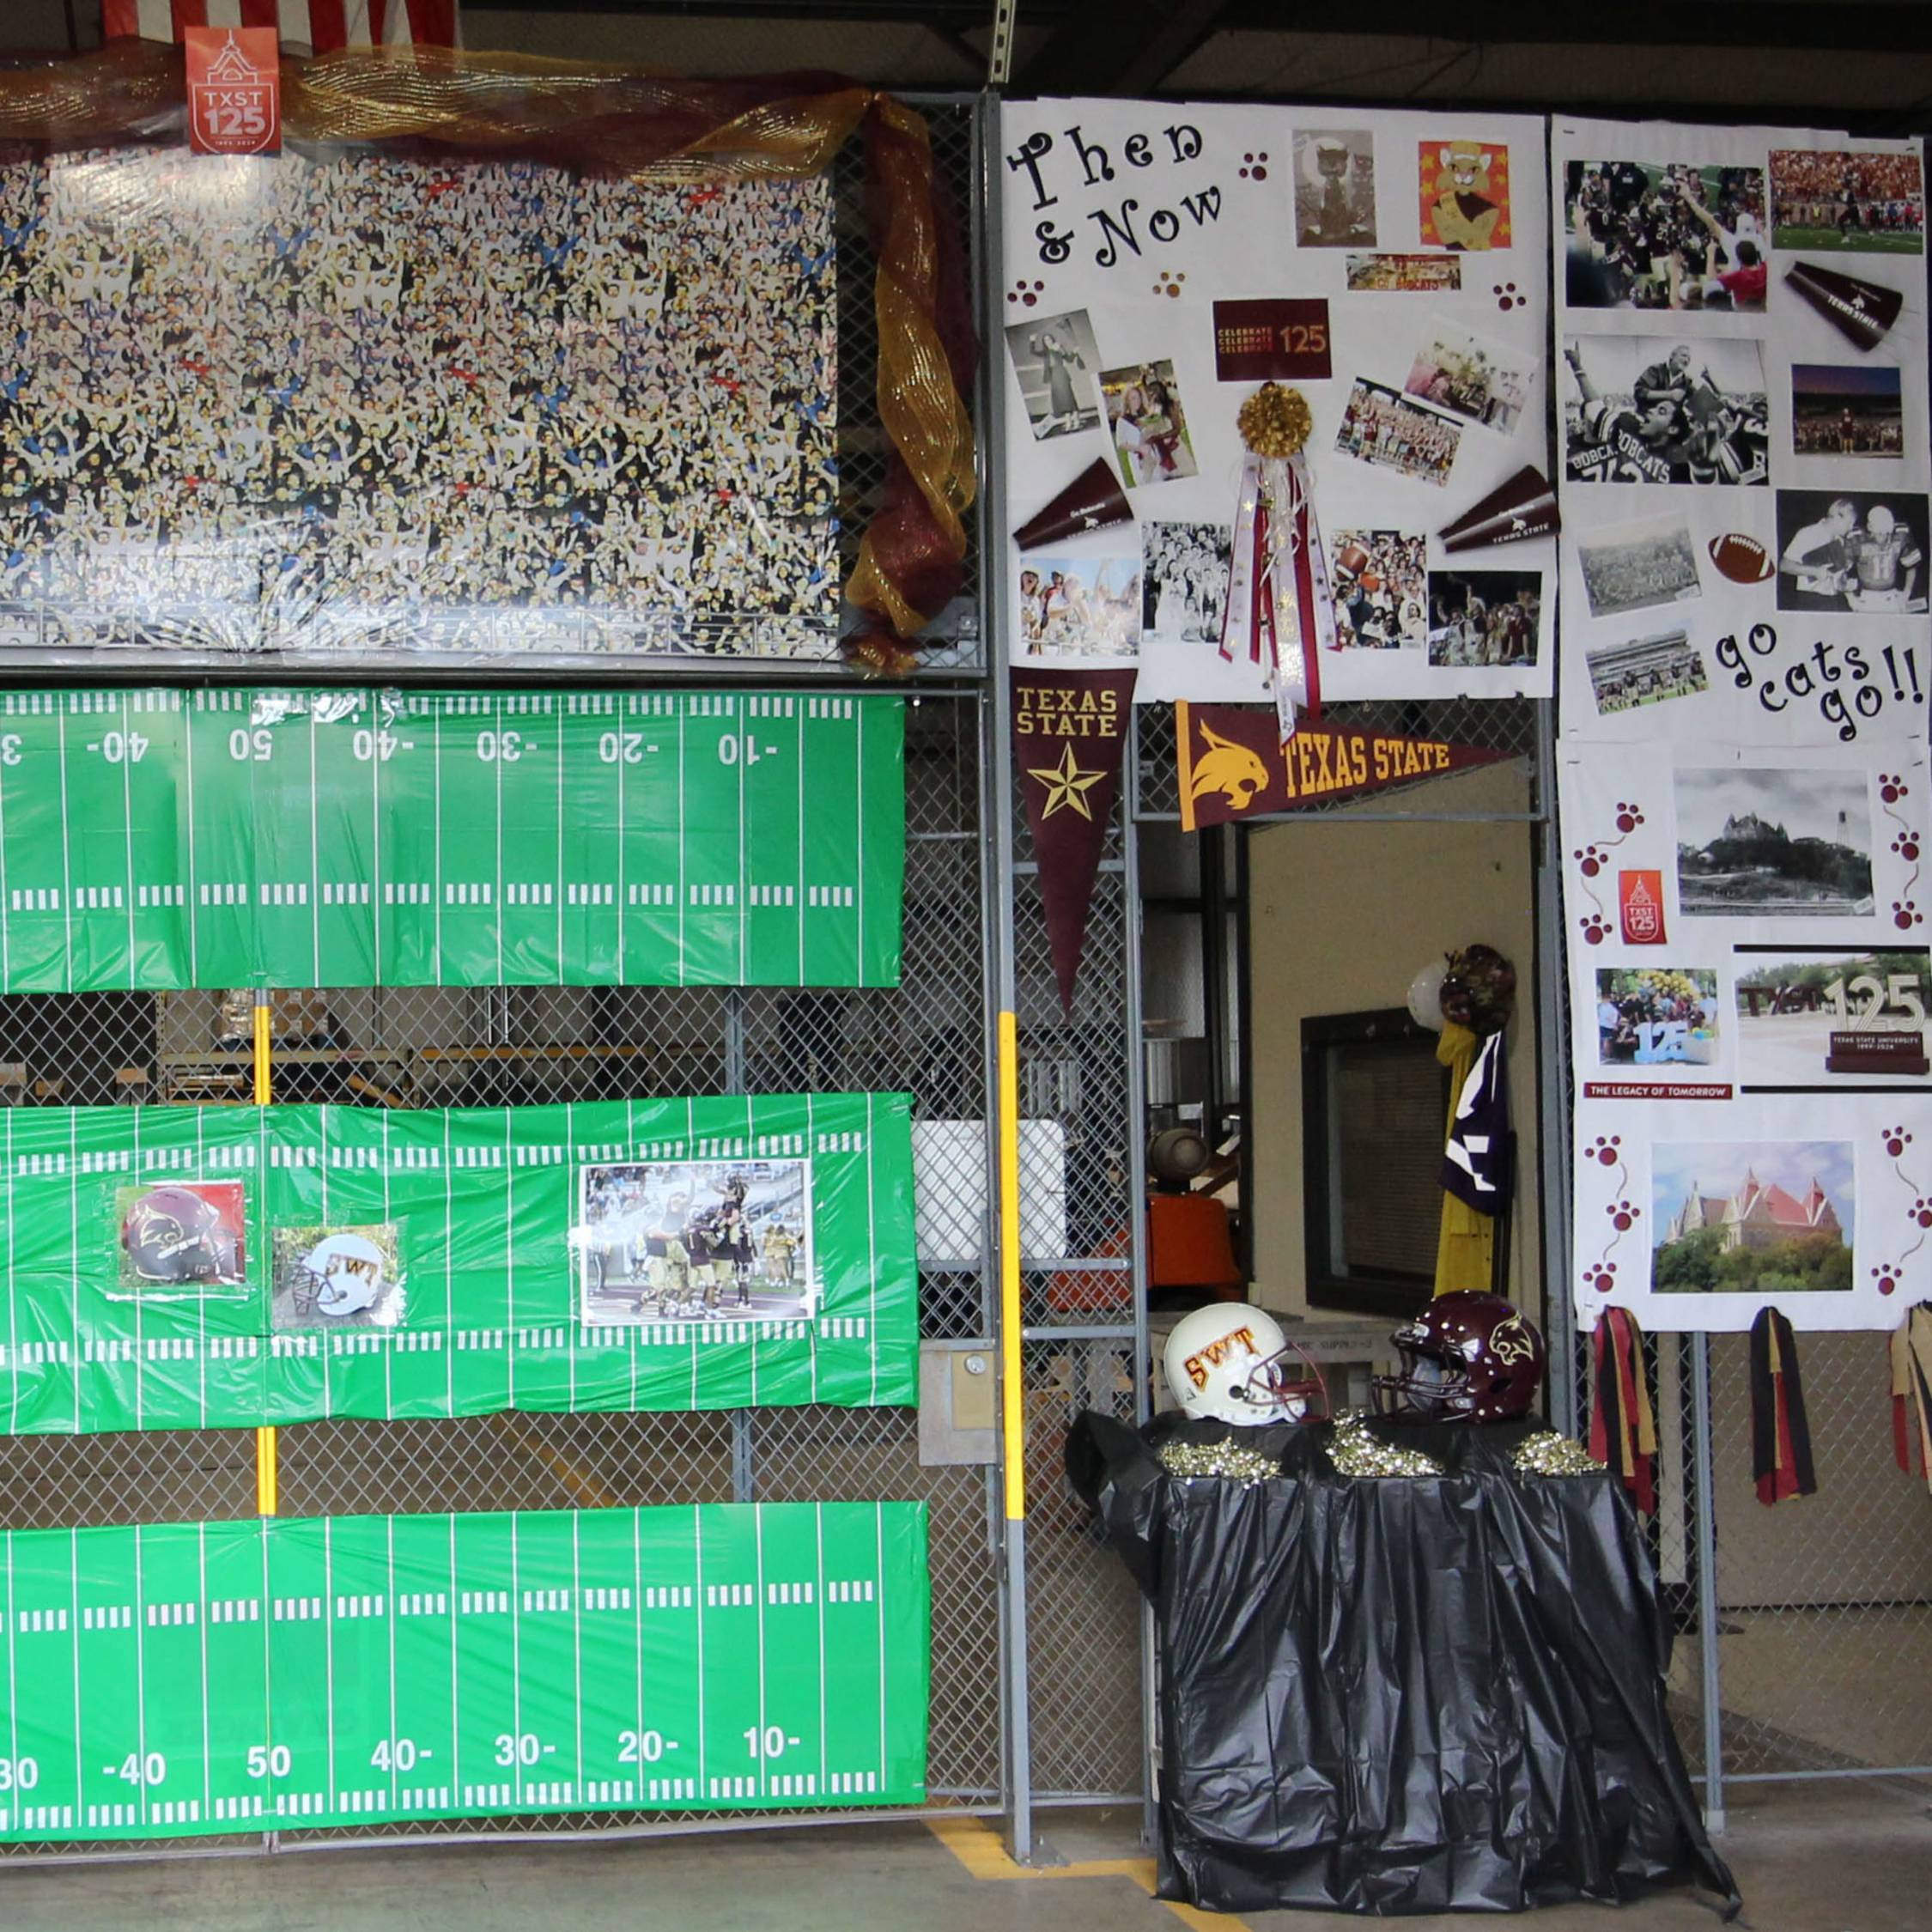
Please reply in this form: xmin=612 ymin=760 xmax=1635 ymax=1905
xmin=925 ymin=1815 xmax=1243 ymax=1931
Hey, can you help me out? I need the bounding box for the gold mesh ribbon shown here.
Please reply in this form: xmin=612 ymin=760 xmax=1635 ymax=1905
xmin=0 ymin=43 xmax=975 ymax=650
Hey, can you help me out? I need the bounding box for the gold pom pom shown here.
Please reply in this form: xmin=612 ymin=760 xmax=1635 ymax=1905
xmin=1236 ymin=382 xmax=1312 ymax=459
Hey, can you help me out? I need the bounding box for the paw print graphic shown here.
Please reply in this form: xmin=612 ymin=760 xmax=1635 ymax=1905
xmin=1584 ymin=1262 xmax=1618 ymax=1294
xmin=1893 ymin=899 xmax=1923 ymax=931
xmin=1587 ymin=1135 xmax=1623 ymax=1167
xmin=1238 ymin=151 xmax=1269 ymax=181
xmin=1884 ymin=1126 xmax=1913 ymax=1158
xmin=1492 ymin=281 xmax=1526 ymax=312
xmin=1613 ymin=801 xmax=1645 ymax=834
xmin=1911 ymin=1198 xmax=1932 ymax=1230
xmin=1152 ymin=270 xmax=1186 ymax=299
xmin=1579 ymin=913 xmax=1611 ymax=945
xmin=1873 ymin=1267 xmax=1900 ymax=1297
xmin=1606 ymin=1200 xmax=1640 ymax=1232
xmin=1574 ymin=843 xmax=1613 ymax=878
xmin=1893 ymin=834 xmax=1922 ymax=861
xmin=1880 ymin=773 xmax=1911 ymax=805
xmin=1006 ymin=278 xmax=1045 ymax=308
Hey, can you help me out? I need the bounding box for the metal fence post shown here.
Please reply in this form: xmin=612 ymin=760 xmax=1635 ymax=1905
xmin=1689 ymin=1334 xmax=1726 ymax=1833
xmin=1533 ymin=705 xmax=1577 ymax=1436
xmin=1122 ymin=732 xmax=1157 ymax=1850
xmin=253 ymin=989 xmax=278 ymax=1520
xmin=978 ymin=85 xmax=1036 ymax=1868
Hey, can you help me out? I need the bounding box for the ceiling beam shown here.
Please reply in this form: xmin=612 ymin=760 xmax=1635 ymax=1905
xmin=1022 ymin=0 xmax=1237 ymax=94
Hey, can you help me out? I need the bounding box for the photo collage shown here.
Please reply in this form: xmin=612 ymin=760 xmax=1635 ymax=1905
xmin=1555 ymin=118 xmax=1929 ymax=1334
xmin=999 ymin=101 xmax=1553 ymax=702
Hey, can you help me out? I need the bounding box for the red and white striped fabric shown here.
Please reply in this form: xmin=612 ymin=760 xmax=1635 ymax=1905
xmin=102 ymin=2 xmax=460 ymax=52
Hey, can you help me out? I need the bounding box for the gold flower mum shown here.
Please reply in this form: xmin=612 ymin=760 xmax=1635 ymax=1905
xmin=1237 ymin=382 xmax=1312 ymax=459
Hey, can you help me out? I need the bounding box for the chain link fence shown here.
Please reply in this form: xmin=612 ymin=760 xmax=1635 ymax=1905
xmin=1643 ymin=1329 xmax=1932 ymax=1797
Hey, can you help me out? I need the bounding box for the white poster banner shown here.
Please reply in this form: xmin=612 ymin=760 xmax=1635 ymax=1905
xmin=1571 ymin=1094 xmax=1917 ymax=1335
xmin=1557 ymin=120 xmax=1929 ymax=1335
xmin=1562 ymin=737 xmax=1932 ymax=1331
xmin=1000 ymin=99 xmax=1554 ymax=702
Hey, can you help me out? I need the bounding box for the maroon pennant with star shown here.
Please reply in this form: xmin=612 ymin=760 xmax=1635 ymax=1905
xmin=1013 ymin=668 xmax=1137 ymax=1015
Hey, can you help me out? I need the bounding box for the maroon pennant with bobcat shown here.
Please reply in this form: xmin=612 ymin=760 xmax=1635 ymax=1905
xmin=1014 ymin=669 xmax=1137 ymax=1015
xmin=1176 ymin=702 xmax=1508 ymax=832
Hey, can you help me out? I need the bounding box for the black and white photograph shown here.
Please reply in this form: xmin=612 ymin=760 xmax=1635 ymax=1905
xmin=1003 ymin=307 xmax=1103 ymax=441
xmin=1585 ymin=629 xmax=1709 ymax=716
xmin=1425 ymin=568 xmax=1540 ymax=667
xmin=1294 ymin=129 xmax=1376 ymax=247
xmin=1562 ymin=337 xmax=1769 ymax=485
xmin=1562 ymin=159 xmax=1768 ymax=312
xmin=1328 ymin=529 xmax=1427 ymax=649
xmin=1334 ymin=377 xmax=1461 ymax=487
xmin=574 ymin=1159 xmax=814 ymax=1325
xmin=1141 ymin=521 xmax=1230 ymax=643
xmin=1792 ymin=366 xmax=1905 ymax=459
xmin=1776 ymin=489 xmax=1929 ymax=614
xmin=1674 ymin=766 xmax=1875 ymax=920
xmin=1018 ymin=556 xmax=1142 ymax=659
xmin=1577 ymin=513 xmax=1704 ymax=619
xmin=1404 ymin=324 xmax=1532 ymax=435
xmin=271 ymin=1224 xmax=405 ymax=1332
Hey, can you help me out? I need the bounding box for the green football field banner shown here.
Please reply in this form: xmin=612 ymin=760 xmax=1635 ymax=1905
xmin=0 ymin=1500 xmax=929 ymax=1842
xmin=0 ymin=688 xmax=904 ymax=990
xmin=0 ymin=1093 xmax=915 ymax=1433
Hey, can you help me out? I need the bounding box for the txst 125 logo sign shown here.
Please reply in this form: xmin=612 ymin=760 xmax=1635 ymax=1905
xmin=185 ymin=27 xmax=281 ymax=157
xmin=1619 ymin=870 xmax=1667 ymax=945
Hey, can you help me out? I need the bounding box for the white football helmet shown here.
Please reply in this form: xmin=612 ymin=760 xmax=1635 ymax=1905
xmin=1162 ymin=1304 xmax=1328 ymax=1425
xmin=295 ymin=1232 xmax=386 ymax=1319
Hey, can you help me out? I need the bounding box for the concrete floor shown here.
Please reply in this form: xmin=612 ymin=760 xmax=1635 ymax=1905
xmin=0 ymin=1783 xmax=1925 ymax=1930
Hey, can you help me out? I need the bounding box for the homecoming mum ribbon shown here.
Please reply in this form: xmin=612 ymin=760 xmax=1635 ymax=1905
xmin=1220 ymin=382 xmax=1334 ymax=740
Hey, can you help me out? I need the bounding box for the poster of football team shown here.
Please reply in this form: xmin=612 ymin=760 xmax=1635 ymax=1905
xmin=1553 ymin=118 xmax=1930 ymax=1334
xmin=999 ymin=99 xmax=1556 ymax=703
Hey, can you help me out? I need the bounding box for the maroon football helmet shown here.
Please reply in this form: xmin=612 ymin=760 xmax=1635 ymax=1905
xmin=1370 ymin=1291 xmax=1546 ymax=1424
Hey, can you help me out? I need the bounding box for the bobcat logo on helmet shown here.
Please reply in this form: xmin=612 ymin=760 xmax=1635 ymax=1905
xmin=291 ymin=1232 xmax=387 ymax=1320
xmin=1490 ymin=1312 xmax=1535 ymax=1366
xmin=121 ymin=1186 xmax=241 ymax=1286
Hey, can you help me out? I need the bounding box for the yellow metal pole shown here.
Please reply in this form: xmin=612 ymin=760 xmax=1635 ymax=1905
xmin=252 ymin=997 xmax=278 ymax=1518
xmin=997 ymin=1010 xmax=1024 ymax=1521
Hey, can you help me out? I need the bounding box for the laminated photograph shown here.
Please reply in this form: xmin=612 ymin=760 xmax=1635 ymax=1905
xmin=575 ymin=1159 xmax=814 ymax=1325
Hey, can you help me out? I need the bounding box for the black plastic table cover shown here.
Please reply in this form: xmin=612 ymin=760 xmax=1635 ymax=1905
xmin=1067 ymin=1411 xmax=1739 ymax=1918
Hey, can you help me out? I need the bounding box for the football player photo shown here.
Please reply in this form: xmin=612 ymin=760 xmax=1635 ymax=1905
xmin=270 ymin=1223 xmax=404 ymax=1331
xmin=1769 ymin=148 xmax=1924 ymax=255
xmin=1777 ymin=489 xmax=1929 ymax=613
xmin=574 ymin=1159 xmax=815 ymax=1326
xmin=114 ymin=1182 xmax=248 ymax=1298
xmin=1563 ymin=337 xmax=1769 ymax=486
xmin=1563 ymin=160 xmax=1768 ymax=312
